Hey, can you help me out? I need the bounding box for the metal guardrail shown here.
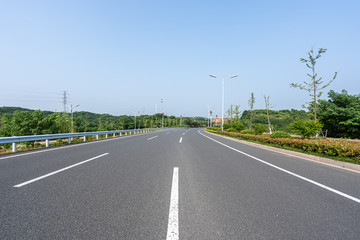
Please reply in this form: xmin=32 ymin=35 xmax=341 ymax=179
xmin=0 ymin=128 xmax=173 ymax=152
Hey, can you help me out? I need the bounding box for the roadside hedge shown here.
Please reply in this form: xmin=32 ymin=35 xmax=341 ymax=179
xmin=205 ymin=128 xmax=360 ymax=163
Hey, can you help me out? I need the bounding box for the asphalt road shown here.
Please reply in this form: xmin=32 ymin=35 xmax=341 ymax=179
xmin=1 ymin=128 xmax=359 ymax=239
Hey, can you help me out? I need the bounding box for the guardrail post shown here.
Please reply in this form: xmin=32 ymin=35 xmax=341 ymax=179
xmin=120 ymin=133 xmax=122 ymax=136
xmin=83 ymin=136 xmax=86 ymax=142
xmin=46 ymin=139 xmax=49 ymax=147
xmin=106 ymin=134 xmax=108 ymax=139
xmin=12 ymin=142 xmax=17 ymax=152
xmin=96 ymin=135 xmax=99 ymax=140
xmin=125 ymin=132 xmax=127 ymax=135
xmin=113 ymin=133 xmax=115 ymax=137
xmin=68 ymin=138 xmax=71 ymax=144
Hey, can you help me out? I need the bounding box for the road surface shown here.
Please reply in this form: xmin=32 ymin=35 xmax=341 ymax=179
xmin=1 ymin=128 xmax=359 ymax=239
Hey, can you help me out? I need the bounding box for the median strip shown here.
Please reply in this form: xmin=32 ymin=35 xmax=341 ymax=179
xmin=13 ymin=153 xmax=109 ymax=187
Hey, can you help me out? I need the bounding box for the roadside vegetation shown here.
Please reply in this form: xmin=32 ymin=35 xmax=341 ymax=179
xmin=206 ymin=127 xmax=360 ymax=165
xmin=0 ymin=107 xmax=207 ymax=153
xmin=205 ymin=48 xmax=360 ymax=165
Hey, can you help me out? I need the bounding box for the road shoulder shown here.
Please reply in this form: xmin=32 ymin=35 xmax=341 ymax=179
xmin=204 ymin=130 xmax=360 ymax=174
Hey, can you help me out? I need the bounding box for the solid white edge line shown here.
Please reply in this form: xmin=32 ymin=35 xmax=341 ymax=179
xmin=166 ymin=167 xmax=179 ymax=240
xmin=13 ymin=153 xmax=109 ymax=187
xmin=147 ymin=136 xmax=158 ymax=140
xmin=198 ymin=130 xmax=360 ymax=204
xmin=179 ymin=137 xmax=182 ymax=143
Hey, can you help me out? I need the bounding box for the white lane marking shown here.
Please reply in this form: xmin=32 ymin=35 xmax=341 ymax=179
xmin=13 ymin=153 xmax=109 ymax=187
xmin=166 ymin=167 xmax=179 ymax=240
xmin=147 ymin=136 xmax=158 ymax=140
xmin=198 ymin=130 xmax=360 ymax=204
xmin=183 ymin=132 xmax=185 ymax=135
xmin=0 ymin=132 xmax=157 ymax=161
xmin=179 ymin=137 xmax=182 ymax=143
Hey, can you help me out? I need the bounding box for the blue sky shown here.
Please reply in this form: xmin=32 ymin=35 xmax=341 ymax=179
xmin=1 ymin=0 xmax=359 ymax=117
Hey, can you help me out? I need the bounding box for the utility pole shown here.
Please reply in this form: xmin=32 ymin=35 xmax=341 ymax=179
xmin=180 ymin=115 xmax=182 ymax=126
xmin=210 ymin=110 xmax=213 ymax=127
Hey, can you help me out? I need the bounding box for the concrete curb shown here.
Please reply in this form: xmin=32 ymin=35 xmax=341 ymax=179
xmin=206 ymin=131 xmax=360 ymax=174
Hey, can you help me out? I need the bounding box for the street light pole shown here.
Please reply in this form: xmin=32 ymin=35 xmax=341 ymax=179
xmin=205 ymin=105 xmax=213 ymax=127
xmin=209 ymin=74 xmax=238 ymax=131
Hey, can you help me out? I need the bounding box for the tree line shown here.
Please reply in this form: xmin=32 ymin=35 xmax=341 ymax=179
xmin=0 ymin=108 xmax=207 ymax=137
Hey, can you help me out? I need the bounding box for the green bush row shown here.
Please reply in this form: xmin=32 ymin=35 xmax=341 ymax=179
xmin=205 ymin=128 xmax=360 ymax=163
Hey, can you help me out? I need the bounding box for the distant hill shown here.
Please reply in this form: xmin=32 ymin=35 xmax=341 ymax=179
xmin=0 ymin=107 xmax=53 ymax=116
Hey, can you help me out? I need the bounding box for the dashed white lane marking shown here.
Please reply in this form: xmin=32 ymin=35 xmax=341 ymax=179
xmin=179 ymin=137 xmax=182 ymax=143
xmin=199 ymin=130 xmax=360 ymax=204
xmin=183 ymin=132 xmax=185 ymax=135
xmin=13 ymin=153 xmax=109 ymax=187
xmin=166 ymin=167 xmax=179 ymax=240
xmin=147 ymin=136 xmax=158 ymax=140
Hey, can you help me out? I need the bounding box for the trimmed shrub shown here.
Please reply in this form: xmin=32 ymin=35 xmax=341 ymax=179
xmin=291 ymin=119 xmax=323 ymax=138
xmin=253 ymin=123 xmax=268 ymax=135
xmin=270 ymin=131 xmax=291 ymax=138
xmin=227 ymin=127 xmax=237 ymax=132
xmin=206 ymin=127 xmax=220 ymax=132
xmin=223 ymin=123 xmax=232 ymax=130
xmin=242 ymin=129 xmax=255 ymax=134
xmin=205 ymin=129 xmax=360 ymax=162
xmin=232 ymin=121 xmax=245 ymax=132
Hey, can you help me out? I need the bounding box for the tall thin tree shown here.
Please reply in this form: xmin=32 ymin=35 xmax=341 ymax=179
xmin=290 ymin=48 xmax=337 ymax=121
xmin=264 ymin=95 xmax=272 ymax=134
xmin=248 ymin=92 xmax=255 ymax=129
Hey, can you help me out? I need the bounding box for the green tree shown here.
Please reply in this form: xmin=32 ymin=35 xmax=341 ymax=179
xmin=290 ymin=48 xmax=337 ymax=121
xmin=31 ymin=110 xmax=45 ymax=135
xmin=317 ymin=90 xmax=360 ymax=138
xmin=55 ymin=112 xmax=71 ymax=133
xmin=264 ymin=95 xmax=273 ymax=133
xmin=11 ymin=111 xmax=33 ymax=136
xmin=0 ymin=113 xmax=13 ymax=136
xmin=291 ymin=119 xmax=323 ymax=138
xmin=248 ymin=92 xmax=255 ymax=129
xmin=227 ymin=104 xmax=234 ymax=122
